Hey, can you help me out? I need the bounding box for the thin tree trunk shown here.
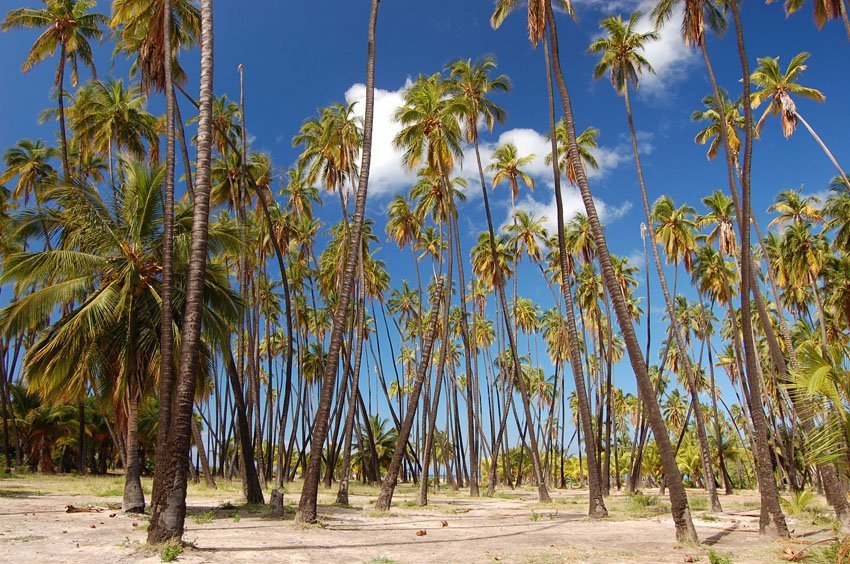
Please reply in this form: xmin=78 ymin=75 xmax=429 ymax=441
xmin=542 ymin=30 xmax=607 ymax=517
xmin=152 ymin=0 xmax=177 ymax=519
xmin=191 ymin=416 xmax=216 ymax=489
xmin=123 ymin=390 xmax=145 ymax=513
xmin=297 ymin=0 xmax=379 ymax=523
xmin=375 ymin=282 xmax=444 ymax=510
xmin=623 ymin=85 xmax=721 ymax=512
xmin=730 ymin=1 xmax=789 ymax=537
xmin=56 ymin=45 xmax=70 ymax=179
xmin=545 ymin=2 xmax=695 ymax=541
xmin=147 ymin=0 xmax=219 ymax=541
xmin=336 ymin=266 xmax=367 ymax=505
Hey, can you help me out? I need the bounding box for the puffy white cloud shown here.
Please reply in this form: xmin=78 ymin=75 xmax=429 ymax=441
xmin=580 ymin=0 xmax=699 ymax=99
xmin=506 ymin=185 xmax=632 ymax=234
xmin=633 ymin=4 xmax=699 ymax=98
xmin=344 ymin=80 xmax=417 ymax=197
xmin=344 ymin=82 xmax=632 ymax=208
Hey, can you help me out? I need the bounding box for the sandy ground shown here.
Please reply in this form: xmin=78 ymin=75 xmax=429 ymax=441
xmin=0 ymin=475 xmax=837 ymax=563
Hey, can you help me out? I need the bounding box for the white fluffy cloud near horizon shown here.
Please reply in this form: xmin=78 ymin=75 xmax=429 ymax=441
xmin=344 ymin=81 xmax=634 ymax=230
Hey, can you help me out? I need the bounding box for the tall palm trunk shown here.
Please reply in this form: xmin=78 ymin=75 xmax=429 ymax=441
xmin=375 ymin=282 xmax=444 ymax=510
xmin=336 ymin=266 xmax=366 ymax=505
xmin=147 ymin=0 xmax=217 ymax=542
xmin=191 ymin=416 xmax=216 ymax=489
xmin=794 ymin=111 xmax=850 ymax=190
xmin=544 ymin=2 xmax=696 ymax=541
xmin=451 ymin=213 xmax=479 ymax=497
xmin=56 ymin=43 xmax=70 ymax=179
xmin=153 ymin=0 xmax=177 ymax=515
xmin=123 ymin=388 xmax=145 ymax=513
xmin=542 ymin=34 xmax=606 ymax=517
xmin=729 ymin=1 xmax=789 ymax=537
xmin=419 ymin=216 xmax=454 ymax=506
xmin=296 ymin=0 xmax=379 ymax=523
xmin=470 ymin=117 xmax=550 ymax=504
xmin=623 ymin=85 xmax=721 ymax=512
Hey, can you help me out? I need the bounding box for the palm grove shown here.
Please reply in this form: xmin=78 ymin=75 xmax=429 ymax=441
xmin=1 ymin=0 xmax=849 ymax=545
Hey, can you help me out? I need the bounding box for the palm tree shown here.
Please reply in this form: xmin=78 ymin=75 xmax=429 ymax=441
xmin=390 ymin=73 xmax=471 ymax=505
xmin=110 ymin=0 xmax=201 ymax=93
xmin=2 ymin=0 xmax=106 ymax=177
xmin=777 ymin=0 xmax=850 ymax=42
xmin=446 ymin=55 xmax=511 ymax=498
xmin=543 ymin=0 xmax=696 ymax=539
xmin=1 ymin=140 xmax=58 ymax=210
xmin=768 ymin=189 xmax=822 ymax=227
xmin=589 ymin=10 xmax=725 ymax=512
xmin=147 ymin=0 xmax=215 ymax=543
xmin=489 ymin=143 xmax=535 ymax=206
xmin=691 ymin=90 xmax=745 ymax=165
xmin=294 ymin=101 xmax=363 ymax=216
xmin=297 ymin=0 xmax=379 ymax=524
xmin=1 ymin=159 xmax=239 ymax=512
xmin=547 ymin=123 xmax=599 ymax=186
xmin=750 ymin=53 xmax=849 ymax=189
xmin=491 ymin=0 xmax=604 ymax=517
xmin=70 ymin=78 xmax=159 ymax=196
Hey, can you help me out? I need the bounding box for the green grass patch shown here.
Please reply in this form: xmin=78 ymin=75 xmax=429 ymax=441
xmin=191 ymin=510 xmax=214 ymax=525
xmin=159 ymin=540 xmax=183 ymax=562
xmin=707 ymin=549 xmax=732 ymax=564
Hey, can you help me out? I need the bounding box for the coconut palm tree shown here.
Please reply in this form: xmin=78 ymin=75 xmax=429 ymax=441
xmin=768 ymin=190 xmax=822 ymax=227
xmin=750 ymin=52 xmax=849 ymax=189
xmin=547 ymin=124 xmax=599 ymax=186
xmin=588 ymin=11 xmax=721 ymax=512
xmin=691 ymin=90 xmax=745 ymax=165
xmin=2 ymin=0 xmax=106 ymax=177
xmin=491 ymin=0 xmax=605 ymax=517
xmin=109 ymin=0 xmax=201 ymax=93
xmin=0 ymin=158 xmax=239 ymax=512
xmin=294 ymin=101 xmax=363 ymax=217
xmin=70 ymin=78 xmax=159 ymax=196
xmin=776 ymin=0 xmax=850 ymax=41
xmin=543 ymin=0 xmax=695 ymax=538
xmin=147 ymin=0 xmax=215 ymax=542
xmin=446 ymin=55 xmax=514 ymax=498
xmin=297 ymin=0 xmax=379 ymax=524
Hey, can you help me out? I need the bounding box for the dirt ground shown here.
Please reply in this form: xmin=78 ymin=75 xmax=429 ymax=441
xmin=0 ymin=474 xmax=838 ymax=563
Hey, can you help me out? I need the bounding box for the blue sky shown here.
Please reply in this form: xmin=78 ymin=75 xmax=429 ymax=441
xmin=2 ymin=1 xmax=849 ymax=429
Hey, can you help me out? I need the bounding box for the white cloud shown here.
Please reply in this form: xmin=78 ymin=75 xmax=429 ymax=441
xmin=344 ymin=82 xmax=632 ymax=202
xmin=345 ymin=80 xmax=417 ymax=197
xmin=634 ymin=5 xmax=698 ymax=98
xmin=506 ymin=184 xmax=632 ymax=234
xmin=581 ymin=0 xmax=699 ymax=99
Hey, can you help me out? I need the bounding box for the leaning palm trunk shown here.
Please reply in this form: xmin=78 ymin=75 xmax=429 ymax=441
xmin=191 ymin=417 xmax=216 ymax=489
xmin=451 ymin=213 xmax=480 ymax=497
xmin=543 ymin=33 xmax=606 ymax=517
xmin=729 ymin=1 xmax=789 ymax=537
xmin=544 ymin=2 xmax=696 ymax=542
xmin=622 ymin=85 xmax=721 ymax=513
xmin=336 ymin=266 xmax=367 ymax=505
xmin=796 ymin=110 xmax=850 ymax=189
xmin=56 ymin=43 xmax=70 ymax=178
xmin=147 ymin=0 xmax=217 ymax=542
xmin=375 ymin=282 xmax=444 ymax=510
xmin=296 ymin=0 xmax=379 ymax=523
xmin=419 ymin=216 xmax=454 ymax=506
